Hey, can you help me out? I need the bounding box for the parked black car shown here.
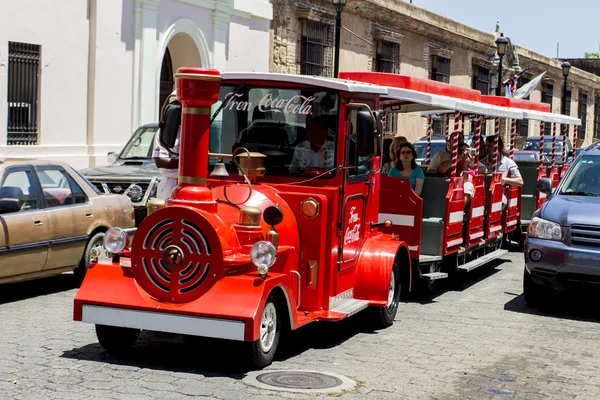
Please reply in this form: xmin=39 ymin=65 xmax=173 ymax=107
xmin=80 ymin=123 xmax=160 ymax=225
xmin=524 ymin=141 xmax=600 ymax=306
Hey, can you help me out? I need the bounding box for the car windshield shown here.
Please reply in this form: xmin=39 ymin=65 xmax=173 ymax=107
xmin=414 ymin=141 xmax=446 ymax=160
xmin=523 ymin=139 xmax=564 ymax=153
xmin=119 ymin=126 xmax=158 ymax=159
xmin=513 ymin=153 xmax=537 ymax=162
xmin=209 ymin=85 xmax=339 ymax=176
xmin=560 ymin=155 xmax=600 ymax=196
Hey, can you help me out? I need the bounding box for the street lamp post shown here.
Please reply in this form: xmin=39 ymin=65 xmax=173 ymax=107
xmin=561 ymin=61 xmax=571 ymax=115
xmin=495 ymin=33 xmax=509 ymax=96
xmin=332 ymin=0 xmax=347 ymax=78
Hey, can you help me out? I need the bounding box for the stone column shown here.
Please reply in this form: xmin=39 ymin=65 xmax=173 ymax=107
xmin=212 ymin=4 xmax=230 ymax=71
xmin=132 ymin=0 xmax=160 ymax=128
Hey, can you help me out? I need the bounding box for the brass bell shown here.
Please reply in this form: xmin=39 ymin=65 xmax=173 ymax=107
xmin=210 ymin=159 xmax=229 ymax=178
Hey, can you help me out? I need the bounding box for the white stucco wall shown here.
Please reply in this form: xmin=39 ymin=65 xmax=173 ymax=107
xmin=0 ymin=0 xmax=273 ymax=169
xmin=227 ymin=15 xmax=270 ymax=72
xmin=0 ymin=0 xmax=90 ymax=166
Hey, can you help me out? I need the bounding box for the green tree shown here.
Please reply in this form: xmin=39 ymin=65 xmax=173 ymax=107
xmin=585 ymin=52 xmax=600 ymax=59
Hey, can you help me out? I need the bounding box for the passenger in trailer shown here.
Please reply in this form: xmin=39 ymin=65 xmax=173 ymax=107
xmin=381 ymin=135 xmax=408 ymax=175
xmin=426 ymin=132 xmax=465 ymax=176
xmin=457 ymin=142 xmax=476 ymax=206
xmin=388 ymin=142 xmax=425 ymax=196
xmin=483 ymin=136 xmax=523 ymax=206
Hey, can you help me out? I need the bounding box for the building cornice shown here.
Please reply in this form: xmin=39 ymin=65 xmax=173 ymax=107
xmin=175 ymin=0 xmax=272 ymax=20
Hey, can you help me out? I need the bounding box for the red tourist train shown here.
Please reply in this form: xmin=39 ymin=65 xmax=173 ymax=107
xmin=73 ymin=68 xmax=580 ymax=368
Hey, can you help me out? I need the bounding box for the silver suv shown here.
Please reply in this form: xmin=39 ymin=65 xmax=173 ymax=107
xmin=80 ymin=123 xmax=160 ymax=225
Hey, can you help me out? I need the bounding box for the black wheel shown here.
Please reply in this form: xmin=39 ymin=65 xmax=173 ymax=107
xmin=523 ymin=268 xmax=553 ymax=308
xmin=373 ymin=264 xmax=401 ymax=329
xmin=74 ymin=232 xmax=109 ymax=282
xmin=250 ymin=294 xmax=281 ymax=369
xmin=96 ymin=324 xmax=140 ymax=353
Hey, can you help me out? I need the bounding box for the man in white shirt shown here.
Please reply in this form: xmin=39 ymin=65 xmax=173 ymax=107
xmin=289 ymin=116 xmax=335 ymax=173
xmin=483 ymin=136 xmax=523 ymax=205
xmin=152 ymin=129 xmax=180 ymax=200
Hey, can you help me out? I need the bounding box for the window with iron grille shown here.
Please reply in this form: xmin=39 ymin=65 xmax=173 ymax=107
xmin=564 ymin=90 xmax=572 ymax=116
xmin=430 ymin=55 xmax=450 ymax=83
xmin=383 ymin=112 xmax=398 ymax=135
xmin=376 ymin=40 xmax=400 ymax=74
xmin=595 ymin=97 xmax=600 ymax=139
xmin=7 ymin=42 xmax=41 ymax=145
xmin=471 ymin=65 xmax=490 ymax=94
xmin=541 ymin=83 xmax=553 ymax=136
xmin=578 ymin=93 xmax=587 ymax=139
xmin=300 ymin=20 xmax=333 ymax=77
xmin=518 ymin=77 xmax=530 ymax=136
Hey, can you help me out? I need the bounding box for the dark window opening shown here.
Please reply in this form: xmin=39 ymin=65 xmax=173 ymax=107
xmin=430 ymin=55 xmax=450 ymax=83
xmin=472 ymin=65 xmax=490 ymax=94
xmin=579 ymin=93 xmax=587 ymax=140
xmin=541 ymin=83 xmax=554 ymax=136
xmin=595 ymin=97 xmax=600 ymax=139
xmin=7 ymin=41 xmax=41 ymax=146
xmin=159 ymin=48 xmax=174 ymax=117
xmin=376 ymin=40 xmax=400 ymax=74
xmin=300 ymin=20 xmax=333 ymax=77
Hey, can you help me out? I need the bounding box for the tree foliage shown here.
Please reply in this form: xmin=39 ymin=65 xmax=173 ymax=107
xmin=584 ymin=52 xmax=600 ymax=59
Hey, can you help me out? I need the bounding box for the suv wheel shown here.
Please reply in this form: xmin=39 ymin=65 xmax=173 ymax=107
xmin=523 ymin=267 xmax=553 ymax=308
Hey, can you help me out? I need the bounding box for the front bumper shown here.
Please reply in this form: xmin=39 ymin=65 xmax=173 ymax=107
xmin=81 ymin=304 xmax=245 ymax=341
xmin=525 ymin=237 xmax=600 ymax=289
xmin=74 ymin=262 xmax=291 ymax=342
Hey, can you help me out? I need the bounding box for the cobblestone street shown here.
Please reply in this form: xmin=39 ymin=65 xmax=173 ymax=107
xmin=1 ymin=251 xmax=599 ymax=400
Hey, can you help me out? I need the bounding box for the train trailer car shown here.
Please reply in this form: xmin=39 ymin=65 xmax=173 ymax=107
xmin=73 ymin=68 xmax=414 ymax=368
xmin=339 ymin=72 xmax=525 ymax=293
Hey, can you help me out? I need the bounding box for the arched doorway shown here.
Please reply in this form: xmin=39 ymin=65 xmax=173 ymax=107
xmin=158 ymin=48 xmax=174 ymax=116
xmin=158 ymin=32 xmax=204 ymax=116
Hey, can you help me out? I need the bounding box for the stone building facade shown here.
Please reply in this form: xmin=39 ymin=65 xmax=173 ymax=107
xmin=269 ymin=0 xmax=600 ymax=147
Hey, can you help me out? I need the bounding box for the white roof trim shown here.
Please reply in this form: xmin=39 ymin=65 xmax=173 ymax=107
xmin=383 ymin=88 xmax=523 ymax=119
xmin=522 ymin=110 xmax=582 ymax=125
xmin=220 ymin=72 xmax=388 ymax=94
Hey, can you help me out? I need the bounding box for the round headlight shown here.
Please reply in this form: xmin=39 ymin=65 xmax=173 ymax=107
xmin=103 ymin=228 xmax=128 ymax=254
xmin=250 ymin=241 xmax=277 ymax=269
xmin=127 ymin=184 xmax=143 ymax=202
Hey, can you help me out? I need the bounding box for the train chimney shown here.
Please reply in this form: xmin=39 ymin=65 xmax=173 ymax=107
xmin=169 ymin=68 xmax=221 ymax=211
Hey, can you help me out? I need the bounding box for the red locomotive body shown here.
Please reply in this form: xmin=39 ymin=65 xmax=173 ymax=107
xmin=74 ymin=69 xmax=410 ymax=368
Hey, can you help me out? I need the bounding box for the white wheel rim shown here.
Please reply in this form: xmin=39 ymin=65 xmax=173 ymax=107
xmin=387 ymin=271 xmax=395 ymax=309
xmin=259 ymin=302 xmax=277 ymax=353
xmin=91 ymin=241 xmax=111 ymax=263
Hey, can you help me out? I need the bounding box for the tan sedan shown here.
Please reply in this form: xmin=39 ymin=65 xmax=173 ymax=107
xmin=0 ymin=160 xmax=135 ymax=284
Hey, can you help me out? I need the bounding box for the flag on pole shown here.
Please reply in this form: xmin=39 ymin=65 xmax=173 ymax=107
xmin=513 ymin=71 xmax=546 ymax=99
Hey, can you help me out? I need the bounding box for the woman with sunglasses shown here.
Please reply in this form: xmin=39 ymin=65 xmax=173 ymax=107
xmin=388 ymin=142 xmax=425 ymax=196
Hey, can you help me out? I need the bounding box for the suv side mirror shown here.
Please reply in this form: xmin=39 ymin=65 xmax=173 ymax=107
xmin=537 ymin=177 xmax=553 ymax=195
xmin=0 ymin=198 xmax=21 ymax=214
xmin=356 ymin=110 xmax=376 ymax=158
xmin=107 ymin=152 xmax=118 ymax=163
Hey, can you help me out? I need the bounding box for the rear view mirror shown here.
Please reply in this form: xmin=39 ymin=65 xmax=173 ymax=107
xmin=0 ymin=198 xmax=21 ymax=214
xmin=107 ymin=152 xmax=118 ymax=163
xmin=537 ymin=178 xmax=552 ymax=195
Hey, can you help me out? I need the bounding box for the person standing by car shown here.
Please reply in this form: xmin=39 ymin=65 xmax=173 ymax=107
xmin=153 ymin=90 xmax=180 ymax=200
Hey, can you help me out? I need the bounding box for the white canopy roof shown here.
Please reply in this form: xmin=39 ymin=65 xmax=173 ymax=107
xmin=220 ymin=72 xmax=388 ymax=95
xmin=520 ymin=110 xmax=581 ymax=125
xmin=383 ymin=88 xmax=524 ymax=119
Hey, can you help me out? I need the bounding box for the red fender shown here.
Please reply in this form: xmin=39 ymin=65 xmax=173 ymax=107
xmin=353 ymin=234 xmax=411 ymax=304
xmin=74 ymin=263 xmax=297 ymax=342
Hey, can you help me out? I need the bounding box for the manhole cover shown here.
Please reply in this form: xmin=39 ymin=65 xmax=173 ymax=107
xmin=243 ymin=370 xmax=356 ymax=394
xmin=257 ymin=371 xmax=342 ymax=389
